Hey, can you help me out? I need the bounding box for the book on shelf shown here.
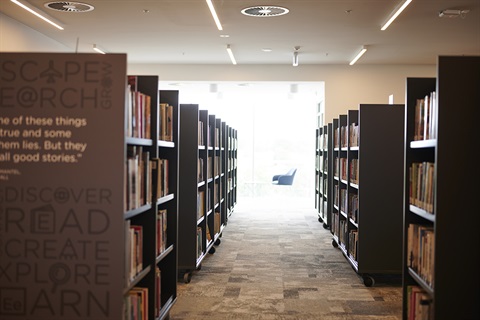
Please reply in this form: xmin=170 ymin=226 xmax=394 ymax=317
xmin=196 ymin=227 xmax=203 ymax=259
xmin=159 ymin=103 xmax=174 ymax=142
xmin=125 ymin=221 xmax=143 ymax=283
xmin=215 ymin=155 xmax=221 ymax=177
xmin=406 ymin=285 xmax=432 ymax=320
xmin=215 ymin=127 xmax=220 ymax=148
xmin=151 ymin=158 xmax=169 ymax=199
xmin=407 ymin=224 xmax=435 ymax=289
xmin=334 ymin=126 xmax=340 ymax=148
xmin=197 ymin=191 xmax=205 ymax=219
xmin=340 ymin=126 xmax=347 ymax=148
xmin=349 ymin=159 xmax=359 ymax=184
xmin=157 ymin=209 xmax=167 ymax=255
xmin=126 ymin=287 xmax=149 ymax=320
xmin=126 ymin=146 xmax=151 ymax=211
xmin=208 ymin=125 xmax=213 ymax=147
xmin=340 ymin=158 xmax=347 ymax=181
xmin=155 ymin=266 xmax=161 ymax=318
xmin=409 ymin=162 xmax=435 ymax=214
xmin=214 ymin=211 xmax=221 ymax=234
xmin=348 ymin=229 xmax=358 ymax=260
xmin=349 ymin=194 xmax=358 ymax=222
xmin=206 ymin=224 xmax=212 ymax=242
xmin=127 ymin=76 xmax=151 ymax=139
xmin=198 ymin=158 xmax=204 ymax=182
xmin=349 ymin=123 xmax=359 ymax=147
xmin=414 ymin=92 xmax=437 ymax=141
xmin=207 ymin=157 xmax=213 ymax=179
xmin=198 ymin=121 xmax=204 ymax=146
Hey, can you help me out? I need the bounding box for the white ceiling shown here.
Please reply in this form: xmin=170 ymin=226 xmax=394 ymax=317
xmin=1 ymin=0 xmax=479 ymax=65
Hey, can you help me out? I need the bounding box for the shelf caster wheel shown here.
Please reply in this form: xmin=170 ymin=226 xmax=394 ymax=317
xmin=363 ymin=275 xmax=375 ymax=287
xmin=209 ymin=246 xmax=216 ymax=254
xmin=323 ymin=223 xmax=329 ymax=230
xmin=183 ymin=272 xmax=192 ymax=284
xmin=196 ymin=264 xmax=202 ymax=271
xmin=215 ymin=238 xmax=221 ymax=246
xmin=332 ymin=239 xmax=338 ymax=248
xmin=318 ymin=217 xmax=323 ymax=223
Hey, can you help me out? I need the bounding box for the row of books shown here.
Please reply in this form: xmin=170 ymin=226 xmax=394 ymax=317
xmin=338 ymin=218 xmax=348 ymax=248
xmin=332 ymin=211 xmax=339 ymax=236
xmin=125 ymin=209 xmax=168 ymax=284
xmin=334 ymin=157 xmax=358 ymax=183
xmin=214 ymin=211 xmax=221 ymax=235
xmin=215 ymin=127 xmax=221 ymax=148
xmin=126 ymin=220 xmax=143 ymax=283
xmin=317 ymin=132 xmax=328 ymax=151
xmin=159 ymin=103 xmax=174 ymax=142
xmin=409 ymin=162 xmax=435 ymax=214
xmin=156 ymin=209 xmax=167 ymax=256
xmin=333 ymin=124 xmax=359 ymax=148
xmin=414 ymin=92 xmax=436 ymax=141
xmin=349 ymin=123 xmax=359 ymax=147
xmin=316 ymin=154 xmax=328 ymax=173
xmin=197 ymin=191 xmax=205 ymax=220
xmin=126 ymin=76 xmax=174 ymax=142
xmin=338 ymin=189 xmax=359 ymax=223
xmin=125 ymin=146 xmax=151 ymax=211
xmin=406 ymin=285 xmax=432 ymax=320
xmin=152 ymin=158 xmax=169 ymax=199
xmin=196 ymin=227 xmax=203 ymax=260
xmin=125 ymin=287 xmax=148 ymax=320
xmin=407 ymin=224 xmax=435 ymax=289
xmin=124 ymin=267 xmax=162 ymax=320
xmin=125 ymin=147 xmax=170 ymax=210
xmin=349 ymin=193 xmax=358 ymax=223
xmin=227 ymin=135 xmax=238 ymax=150
xmin=227 ymin=177 xmax=234 ymax=191
xmin=348 ymin=229 xmax=358 ymax=261
xmin=349 ymin=159 xmax=358 ymax=185
xmin=198 ymin=121 xmax=205 ymax=146
xmin=213 ymin=181 xmax=223 ymax=208
xmin=126 ymin=84 xmax=151 ymax=139
xmin=198 ymin=158 xmax=204 ymax=182
xmin=228 ymin=157 xmax=237 ymax=171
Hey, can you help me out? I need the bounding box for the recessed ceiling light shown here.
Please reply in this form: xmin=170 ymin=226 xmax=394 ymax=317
xmin=262 ymin=48 xmax=272 ymax=52
xmin=220 ymin=34 xmax=230 ymax=38
xmin=241 ymin=6 xmax=289 ymax=17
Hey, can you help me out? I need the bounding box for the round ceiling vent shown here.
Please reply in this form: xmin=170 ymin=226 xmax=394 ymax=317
xmin=241 ymin=6 xmax=289 ymax=17
xmin=44 ymin=2 xmax=94 ymax=13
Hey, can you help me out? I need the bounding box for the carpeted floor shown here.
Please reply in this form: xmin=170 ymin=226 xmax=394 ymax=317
xmin=170 ymin=196 xmax=403 ymax=320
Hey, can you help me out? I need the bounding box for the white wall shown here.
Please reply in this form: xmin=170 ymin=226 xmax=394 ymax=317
xmin=0 ymin=13 xmax=69 ymax=52
xmin=1 ymin=12 xmax=437 ymax=123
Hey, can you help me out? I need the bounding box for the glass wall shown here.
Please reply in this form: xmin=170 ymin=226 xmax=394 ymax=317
xmin=161 ymin=81 xmax=324 ymax=203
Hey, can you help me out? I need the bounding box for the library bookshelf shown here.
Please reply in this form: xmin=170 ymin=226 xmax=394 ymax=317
xmin=126 ymin=79 xmax=179 ymax=320
xmin=331 ymin=105 xmax=404 ymax=286
xmin=177 ymin=106 xmax=237 ymax=283
xmin=315 ymin=124 xmax=331 ymax=229
xmin=226 ymin=125 xmax=238 ymax=216
xmin=402 ymin=56 xmax=480 ymax=319
xmin=0 ymin=53 xmax=177 ymax=320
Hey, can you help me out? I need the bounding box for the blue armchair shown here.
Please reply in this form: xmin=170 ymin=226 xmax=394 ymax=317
xmin=272 ymin=168 xmax=297 ymax=185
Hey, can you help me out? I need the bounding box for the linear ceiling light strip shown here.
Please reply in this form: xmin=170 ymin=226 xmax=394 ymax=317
xmin=350 ymin=46 xmax=367 ymax=65
xmin=381 ymin=0 xmax=413 ymax=30
xmin=226 ymin=45 xmax=237 ymax=65
xmin=206 ymin=0 xmax=223 ymax=30
xmin=11 ymin=0 xmax=64 ymax=30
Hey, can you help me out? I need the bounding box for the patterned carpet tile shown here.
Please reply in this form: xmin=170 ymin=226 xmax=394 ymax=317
xmin=170 ymin=198 xmax=402 ymax=320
